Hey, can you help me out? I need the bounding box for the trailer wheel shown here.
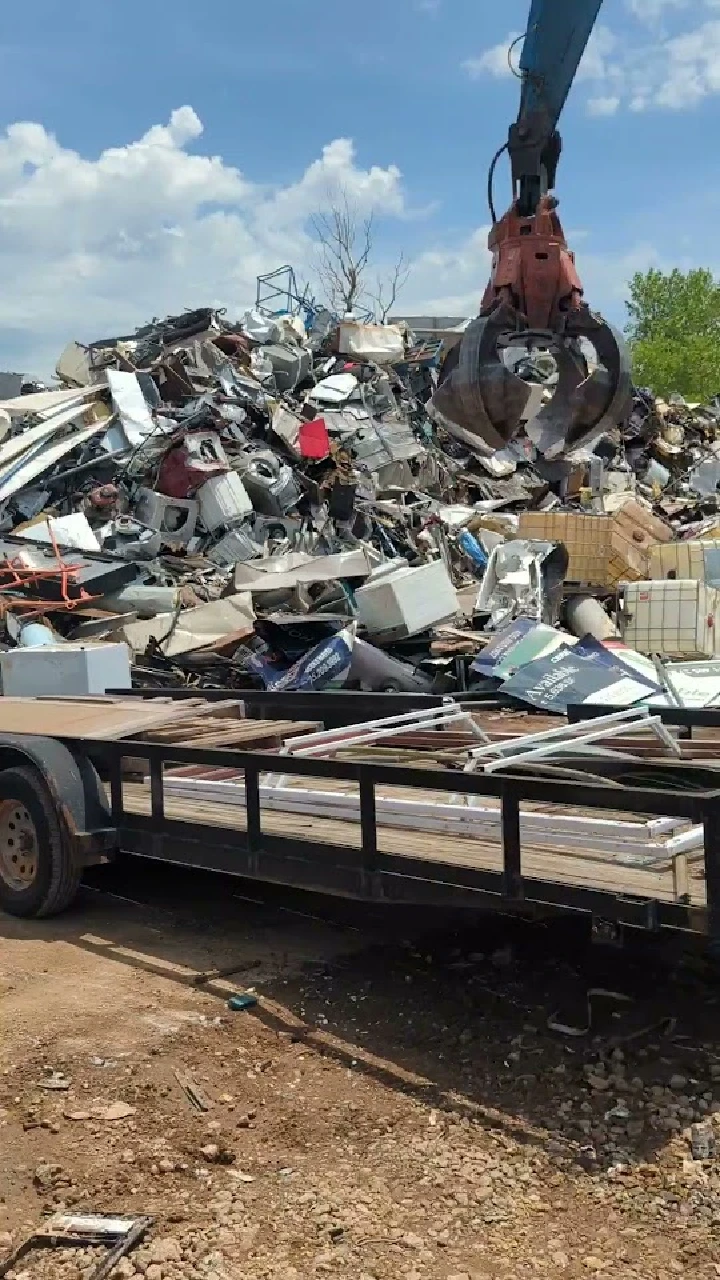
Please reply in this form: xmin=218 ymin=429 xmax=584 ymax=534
xmin=0 ymin=765 xmax=81 ymax=918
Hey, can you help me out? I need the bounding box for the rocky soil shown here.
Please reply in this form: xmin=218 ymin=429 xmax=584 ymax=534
xmin=2 ymin=866 xmax=720 ymax=1279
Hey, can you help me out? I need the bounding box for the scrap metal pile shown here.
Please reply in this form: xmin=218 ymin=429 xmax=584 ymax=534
xmin=0 ymin=303 xmax=524 ymax=698
xmin=2 ymin=297 xmax=720 ymax=712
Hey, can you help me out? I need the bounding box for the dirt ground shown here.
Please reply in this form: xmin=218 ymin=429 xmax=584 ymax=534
xmin=3 ymin=863 xmax=720 ymax=1280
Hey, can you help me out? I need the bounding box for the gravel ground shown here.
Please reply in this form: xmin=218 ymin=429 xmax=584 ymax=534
xmin=2 ymin=865 xmax=720 ymax=1279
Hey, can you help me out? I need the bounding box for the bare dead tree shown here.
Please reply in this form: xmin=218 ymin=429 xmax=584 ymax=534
xmin=311 ymin=192 xmax=374 ymax=316
xmin=310 ymin=190 xmax=411 ymax=321
xmin=369 ymin=251 xmax=411 ymax=323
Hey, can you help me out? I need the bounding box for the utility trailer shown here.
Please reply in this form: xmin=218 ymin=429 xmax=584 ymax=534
xmin=0 ymin=690 xmax=719 ymax=949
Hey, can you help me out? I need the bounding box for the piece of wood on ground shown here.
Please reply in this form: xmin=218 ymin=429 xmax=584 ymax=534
xmin=174 ymin=1067 xmax=213 ymax=1112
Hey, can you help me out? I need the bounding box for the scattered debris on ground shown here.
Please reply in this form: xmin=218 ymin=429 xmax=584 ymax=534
xmin=3 ymin=872 xmax=720 ymax=1279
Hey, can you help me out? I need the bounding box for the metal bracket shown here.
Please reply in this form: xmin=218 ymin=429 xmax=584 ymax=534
xmin=591 ymin=917 xmax=624 ymax=948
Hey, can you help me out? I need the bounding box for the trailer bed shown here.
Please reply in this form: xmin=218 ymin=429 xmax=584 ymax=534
xmin=121 ymin=782 xmax=702 ymax=905
xmin=0 ymin=690 xmax=716 ymax=938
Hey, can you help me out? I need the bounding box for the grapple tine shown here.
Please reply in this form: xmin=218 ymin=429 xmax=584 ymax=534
xmin=568 ymin=309 xmax=634 ymax=431
xmin=549 ymin=311 xmax=633 ymax=460
xmin=433 ymin=299 xmax=632 ymax=462
xmin=432 ymin=304 xmax=531 ymax=451
xmin=525 ymin=341 xmax=588 ymax=458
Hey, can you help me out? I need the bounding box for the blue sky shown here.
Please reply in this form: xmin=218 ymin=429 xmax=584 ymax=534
xmin=0 ymin=0 xmax=717 ymax=372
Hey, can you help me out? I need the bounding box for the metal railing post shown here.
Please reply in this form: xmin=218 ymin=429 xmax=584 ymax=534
xmin=109 ymin=753 xmax=124 ymax=823
xmin=245 ymin=761 xmax=261 ymax=866
xmin=359 ymin=771 xmax=378 ymax=898
xmin=149 ymin=758 xmax=164 ymax=822
xmin=704 ymin=795 xmax=720 ymax=953
xmin=501 ymin=783 xmax=522 ymax=900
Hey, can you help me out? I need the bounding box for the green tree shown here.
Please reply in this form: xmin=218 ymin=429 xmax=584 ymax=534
xmin=624 ymin=267 xmax=720 ymax=401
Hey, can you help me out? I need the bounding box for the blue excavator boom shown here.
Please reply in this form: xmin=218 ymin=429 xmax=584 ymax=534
xmin=512 ymin=0 xmax=605 ymax=217
xmin=519 ymin=0 xmax=604 ymax=129
xmin=433 ymin=0 xmax=632 ymax=466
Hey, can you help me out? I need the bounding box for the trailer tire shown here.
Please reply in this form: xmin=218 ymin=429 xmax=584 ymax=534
xmin=0 ymin=765 xmax=81 ymax=918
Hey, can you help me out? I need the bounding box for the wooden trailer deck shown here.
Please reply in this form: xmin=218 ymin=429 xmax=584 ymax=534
xmin=120 ymin=781 xmax=705 ymax=909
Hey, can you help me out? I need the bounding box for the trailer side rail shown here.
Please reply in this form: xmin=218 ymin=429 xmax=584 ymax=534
xmin=66 ymin=734 xmax=720 ymax=938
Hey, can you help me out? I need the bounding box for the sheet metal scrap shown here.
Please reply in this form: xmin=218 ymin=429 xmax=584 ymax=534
xmin=0 ymin=1213 xmax=153 ymax=1280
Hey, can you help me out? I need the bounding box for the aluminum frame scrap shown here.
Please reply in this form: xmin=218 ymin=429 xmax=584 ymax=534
xmin=161 ymin=704 xmax=703 ymax=870
xmin=264 ymin=701 xmax=489 ymax=786
xmin=462 ymin=706 xmax=682 ymax=774
xmin=0 ymin=1214 xmax=153 ymax=1280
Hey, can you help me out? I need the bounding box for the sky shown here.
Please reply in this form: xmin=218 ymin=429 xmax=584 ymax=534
xmin=0 ymin=0 xmax=717 ymax=374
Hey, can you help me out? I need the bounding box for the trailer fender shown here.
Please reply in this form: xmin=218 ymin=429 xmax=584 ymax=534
xmin=0 ymin=734 xmax=116 ymax=866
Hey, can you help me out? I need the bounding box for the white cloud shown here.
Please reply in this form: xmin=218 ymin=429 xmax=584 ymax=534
xmin=0 ymin=109 xmax=406 ymax=374
xmin=463 ymin=25 xmax=616 ymax=87
xmin=400 ymin=227 xmax=493 ymax=317
xmin=575 ymin=242 xmax=665 ymax=311
xmin=464 ymin=8 xmax=720 ymax=115
xmin=599 ymin=17 xmax=720 ymax=112
xmin=625 ymin=0 xmax=692 ymax=22
xmin=593 ymin=12 xmax=720 ymax=113
xmin=0 ymin=104 xmax=687 ymax=376
xmin=462 ymin=33 xmax=520 ymax=80
xmin=587 ymin=94 xmax=621 ymax=116
xmin=266 ymin=138 xmax=404 ymax=228
xmin=655 ymin=19 xmax=720 ymax=107
xmin=575 ymin=26 xmax=619 ymax=83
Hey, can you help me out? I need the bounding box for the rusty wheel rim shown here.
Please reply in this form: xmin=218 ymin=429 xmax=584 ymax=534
xmin=0 ymin=801 xmax=39 ymax=891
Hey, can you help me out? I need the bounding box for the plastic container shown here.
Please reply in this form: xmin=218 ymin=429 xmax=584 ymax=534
xmin=619 ymin=580 xmax=720 ymax=658
xmin=518 ymin=502 xmax=672 ymax=586
xmin=227 ymin=993 xmax=258 ymax=1012
xmin=648 ymin=539 xmax=720 ymax=587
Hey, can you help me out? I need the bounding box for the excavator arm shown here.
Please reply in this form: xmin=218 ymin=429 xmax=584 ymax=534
xmin=513 ymin=0 xmax=602 ymax=218
xmin=434 ymin=0 xmax=632 ymax=465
